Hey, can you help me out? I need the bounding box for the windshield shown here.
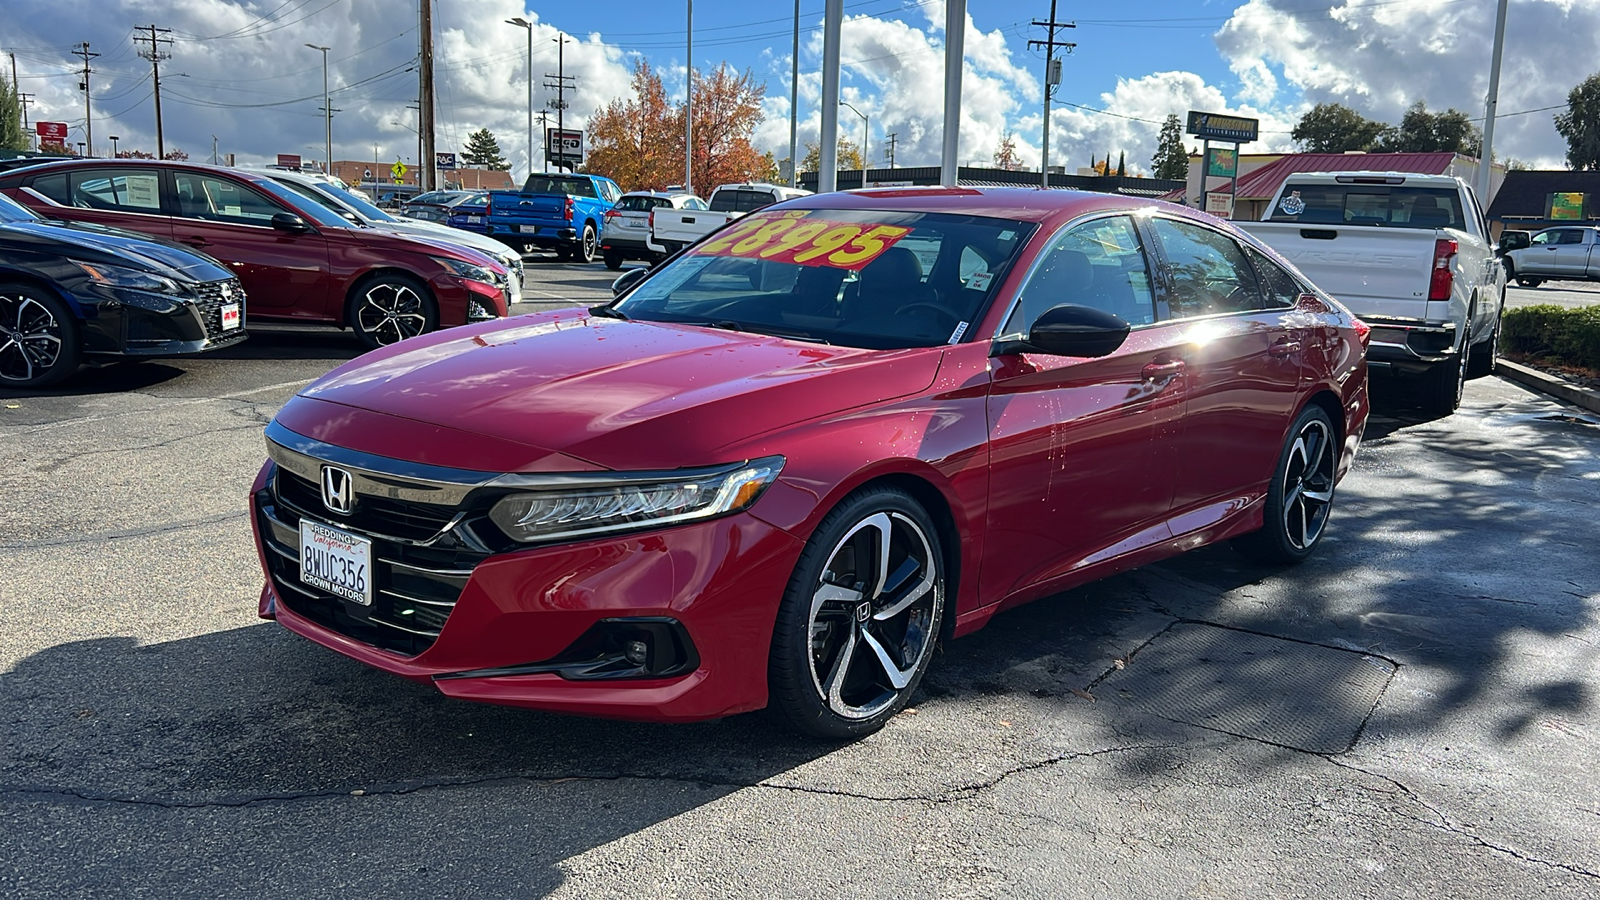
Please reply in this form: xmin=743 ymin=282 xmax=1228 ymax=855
xmin=0 ymin=192 xmax=39 ymax=223
xmin=321 ymin=183 xmax=395 ymax=221
xmin=1268 ymin=182 xmax=1466 ymax=230
xmin=613 ymin=208 xmax=1035 ymax=350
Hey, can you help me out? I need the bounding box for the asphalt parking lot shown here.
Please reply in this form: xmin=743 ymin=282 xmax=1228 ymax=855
xmin=2 ymin=261 xmax=1598 ymax=898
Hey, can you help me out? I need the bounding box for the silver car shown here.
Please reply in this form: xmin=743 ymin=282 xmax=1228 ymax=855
xmin=264 ymin=171 xmax=524 ymax=300
xmin=600 ymin=191 xmax=706 ymax=270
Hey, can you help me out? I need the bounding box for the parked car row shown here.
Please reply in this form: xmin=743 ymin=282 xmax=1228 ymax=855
xmin=0 ymin=158 xmax=519 ymax=386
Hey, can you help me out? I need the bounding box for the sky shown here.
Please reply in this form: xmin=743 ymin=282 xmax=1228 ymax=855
xmin=3 ymin=0 xmax=1594 ymax=184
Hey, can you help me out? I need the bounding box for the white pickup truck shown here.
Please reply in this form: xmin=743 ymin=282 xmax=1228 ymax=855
xmin=1503 ymin=225 xmax=1600 ymax=287
xmin=649 ymin=183 xmax=811 ymax=256
xmin=1235 ymin=172 xmax=1508 ymax=414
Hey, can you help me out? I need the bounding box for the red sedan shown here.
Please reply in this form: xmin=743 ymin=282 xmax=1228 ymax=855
xmin=250 ymin=188 xmax=1369 ymax=738
xmin=0 ymin=160 xmax=512 ymax=348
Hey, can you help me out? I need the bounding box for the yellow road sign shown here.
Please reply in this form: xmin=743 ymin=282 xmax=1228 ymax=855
xmin=391 ymin=161 xmax=407 ymax=180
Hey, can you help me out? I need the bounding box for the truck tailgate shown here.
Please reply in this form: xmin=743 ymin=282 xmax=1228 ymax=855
xmin=1237 ymin=221 xmax=1439 ymax=320
xmin=653 ymin=209 xmax=731 ymax=245
xmin=489 ymin=193 xmax=567 ymax=224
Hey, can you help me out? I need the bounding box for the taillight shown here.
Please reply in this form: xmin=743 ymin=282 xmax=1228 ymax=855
xmin=564 ymin=197 xmax=574 ymax=221
xmin=1351 ymin=317 xmax=1371 ymax=348
xmin=604 ymin=208 xmax=619 ymax=221
xmin=648 ymin=210 xmax=655 ymax=231
xmin=1428 ymin=238 xmax=1457 ymax=301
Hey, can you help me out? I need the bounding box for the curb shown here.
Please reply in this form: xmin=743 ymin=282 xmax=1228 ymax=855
xmin=1494 ymin=358 xmax=1600 ymax=416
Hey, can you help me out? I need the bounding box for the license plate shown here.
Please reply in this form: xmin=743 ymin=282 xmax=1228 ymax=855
xmin=519 ymin=225 xmax=538 ymax=234
xmin=467 ymin=215 xmax=482 ymax=223
xmin=220 ymin=303 xmax=241 ymax=331
xmin=299 ymin=519 xmax=373 ymax=606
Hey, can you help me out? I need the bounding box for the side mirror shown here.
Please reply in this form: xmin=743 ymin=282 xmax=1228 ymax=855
xmin=270 ymin=212 xmax=312 ymax=233
xmin=1497 ymin=230 xmax=1530 ymax=254
xmin=611 ymin=266 xmax=648 ymax=297
xmin=993 ymin=304 xmax=1130 ymax=358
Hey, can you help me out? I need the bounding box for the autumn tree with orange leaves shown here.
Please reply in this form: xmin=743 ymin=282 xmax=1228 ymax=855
xmin=585 ymin=59 xmax=772 ymax=192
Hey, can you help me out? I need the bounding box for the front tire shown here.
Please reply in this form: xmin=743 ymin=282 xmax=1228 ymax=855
xmin=1232 ymin=405 xmax=1339 ymax=565
xmin=0 ymin=283 xmax=79 ymax=388
xmin=602 ymin=249 xmax=623 ymax=270
xmin=768 ymin=487 xmax=946 ymax=740
xmin=348 ymin=274 xmax=438 ymax=350
xmin=577 ymin=224 xmax=598 ymax=264
xmin=1515 ymin=276 xmax=1541 ymax=288
xmin=1467 ymin=319 xmax=1500 ymax=379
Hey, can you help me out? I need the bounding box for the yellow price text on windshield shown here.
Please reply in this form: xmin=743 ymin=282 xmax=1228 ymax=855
xmin=695 ymin=211 xmax=912 ymax=271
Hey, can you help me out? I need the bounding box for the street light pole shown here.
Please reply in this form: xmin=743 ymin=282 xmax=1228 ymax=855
xmin=109 ymin=135 xmax=120 ymax=157
xmin=840 ymin=101 xmax=868 ymax=189
xmin=305 ymin=44 xmax=331 ymax=174
xmin=685 ymin=0 xmax=693 ymax=193
xmin=506 ymin=18 xmax=533 ymax=181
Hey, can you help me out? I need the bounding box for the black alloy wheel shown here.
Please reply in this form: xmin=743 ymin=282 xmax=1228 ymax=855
xmin=349 ymin=274 xmax=437 ymax=350
xmin=0 ymin=283 xmax=79 ymax=388
xmin=577 ymin=224 xmax=598 ymax=264
xmin=769 ymin=486 xmax=946 ymax=739
xmin=1233 ymin=405 xmax=1339 ymax=565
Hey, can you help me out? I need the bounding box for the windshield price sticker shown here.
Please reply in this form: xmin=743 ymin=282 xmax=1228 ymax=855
xmin=696 ymin=211 xmax=913 ymax=271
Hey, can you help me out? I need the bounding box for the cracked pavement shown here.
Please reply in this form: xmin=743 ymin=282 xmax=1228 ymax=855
xmin=1 ymin=266 xmax=1597 ymax=898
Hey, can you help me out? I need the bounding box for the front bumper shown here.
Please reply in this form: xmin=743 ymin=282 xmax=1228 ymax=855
xmin=249 ymin=459 xmax=805 ymax=722
xmin=81 ymin=278 xmax=248 ymax=357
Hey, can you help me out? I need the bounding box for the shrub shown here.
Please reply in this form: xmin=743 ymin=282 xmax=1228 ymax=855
xmin=1501 ymin=304 xmax=1600 ymax=369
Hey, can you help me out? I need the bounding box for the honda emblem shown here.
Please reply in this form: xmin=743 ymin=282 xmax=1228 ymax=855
xmin=320 ymin=465 xmax=355 ymax=515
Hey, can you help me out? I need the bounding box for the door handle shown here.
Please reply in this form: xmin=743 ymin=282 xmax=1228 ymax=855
xmin=181 ymin=237 xmax=212 ymax=248
xmin=1268 ymin=337 xmax=1302 ymax=357
xmin=1142 ymin=359 xmax=1185 ymax=382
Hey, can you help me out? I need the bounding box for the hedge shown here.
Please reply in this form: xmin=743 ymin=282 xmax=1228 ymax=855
xmin=1501 ymin=304 xmax=1600 ymax=370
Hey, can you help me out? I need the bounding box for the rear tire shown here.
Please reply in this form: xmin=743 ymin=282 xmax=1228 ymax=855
xmin=1232 ymin=405 xmax=1339 ymax=565
xmin=576 ymin=224 xmax=598 ymax=264
xmin=1515 ymin=276 xmax=1541 ymax=288
xmin=1419 ymin=342 xmax=1468 ymax=416
xmin=1467 ymin=320 xmax=1499 ymax=379
xmin=602 ymin=250 xmax=623 ymax=270
xmin=0 ymin=282 xmax=79 ymax=388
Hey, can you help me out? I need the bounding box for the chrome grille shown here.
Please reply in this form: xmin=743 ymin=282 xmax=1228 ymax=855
xmin=192 ymin=278 xmax=244 ymax=339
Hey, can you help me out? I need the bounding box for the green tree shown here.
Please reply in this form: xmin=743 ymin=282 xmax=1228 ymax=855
xmin=1151 ymin=114 xmax=1189 ymax=180
xmin=1555 ymin=72 xmax=1600 ymax=170
xmin=800 ymin=137 xmax=864 ymax=173
xmin=461 ymin=127 xmax=510 ymax=170
xmin=0 ymin=78 xmax=26 ymax=152
xmin=1115 ymin=150 xmax=1126 ymax=177
xmin=1291 ymin=103 xmax=1386 ymax=153
xmin=1372 ymin=102 xmax=1479 ymax=154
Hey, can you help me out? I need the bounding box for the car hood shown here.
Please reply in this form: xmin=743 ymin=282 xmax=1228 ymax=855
xmin=292 ymin=308 xmax=944 ymax=471
xmin=3 ymin=219 xmax=233 ymax=282
xmin=377 ymin=217 xmax=516 ymax=263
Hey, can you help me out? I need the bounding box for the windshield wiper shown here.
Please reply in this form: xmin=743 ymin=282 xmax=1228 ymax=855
xmin=690 ymin=320 xmax=829 ymax=344
xmin=588 ymin=305 xmax=629 ymax=320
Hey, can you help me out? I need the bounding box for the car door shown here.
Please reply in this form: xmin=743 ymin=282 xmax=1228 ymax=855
xmin=1551 ymin=229 xmax=1590 ymax=276
xmin=1144 ymin=216 xmax=1306 ymax=533
xmin=168 ymin=170 xmax=332 ymax=315
xmin=982 ymin=214 xmax=1185 ymax=601
xmin=20 ymin=167 xmax=176 ymax=240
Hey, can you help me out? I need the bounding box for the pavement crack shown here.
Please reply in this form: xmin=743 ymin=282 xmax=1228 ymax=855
xmin=1327 ymin=759 xmax=1600 ymax=880
xmin=0 ymin=511 xmax=248 ymax=550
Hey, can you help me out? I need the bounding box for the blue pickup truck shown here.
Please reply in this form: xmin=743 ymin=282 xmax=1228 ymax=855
xmin=486 ymin=173 xmax=622 ymax=263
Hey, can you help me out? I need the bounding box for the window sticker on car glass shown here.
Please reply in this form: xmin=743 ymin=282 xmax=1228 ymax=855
xmin=1278 ymin=191 xmax=1305 ymax=216
xmin=124 ymin=175 xmax=161 ymax=209
xmin=694 ymin=210 xmax=913 ymax=271
xmin=965 ymin=271 xmax=994 ymax=291
xmin=947 ymin=321 xmax=969 ymax=343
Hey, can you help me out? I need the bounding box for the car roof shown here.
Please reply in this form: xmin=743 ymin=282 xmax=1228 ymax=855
xmin=779 ymin=186 xmax=1173 ymax=227
xmin=0 ymin=157 xmax=284 ymax=188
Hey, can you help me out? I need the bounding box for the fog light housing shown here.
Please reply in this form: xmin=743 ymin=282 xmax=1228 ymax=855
xmin=547 ymin=618 xmax=698 ymax=680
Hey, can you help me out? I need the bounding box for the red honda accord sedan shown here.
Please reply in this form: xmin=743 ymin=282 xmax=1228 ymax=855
xmin=250 ymin=188 xmax=1369 ymax=738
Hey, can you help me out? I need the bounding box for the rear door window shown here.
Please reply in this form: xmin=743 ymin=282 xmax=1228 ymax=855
xmin=1149 ymin=217 xmax=1264 ymax=319
xmin=1243 ymin=245 xmax=1304 ymax=309
xmin=68 ymin=169 xmax=166 ymax=214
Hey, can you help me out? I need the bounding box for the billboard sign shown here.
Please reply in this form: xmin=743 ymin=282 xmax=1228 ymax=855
xmin=1549 ymin=192 xmax=1586 ymax=221
xmin=276 ymin=153 xmax=301 ymax=168
xmin=1186 ymin=110 xmax=1259 ymax=144
xmin=545 ymin=128 xmax=583 ymax=167
xmin=36 ymin=122 xmax=68 ymax=141
xmin=436 ymin=152 xmax=457 ymax=170
xmin=1204 ymin=192 xmax=1235 ymax=219
xmin=1206 ymin=146 xmax=1238 ymax=179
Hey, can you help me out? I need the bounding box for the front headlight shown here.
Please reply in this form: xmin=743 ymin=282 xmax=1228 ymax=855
xmin=73 ymin=261 xmax=184 ymax=295
xmin=433 ymin=255 xmax=500 ymax=285
xmin=488 ymin=456 xmax=784 ymax=543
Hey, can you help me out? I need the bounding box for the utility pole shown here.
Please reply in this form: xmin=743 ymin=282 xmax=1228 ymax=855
xmin=535 ymin=108 xmax=552 ymax=174
xmin=544 ymin=36 xmax=574 ymax=173
xmin=419 ymin=0 xmax=436 ymax=191
xmin=1476 ymin=0 xmax=1509 ymax=207
xmin=1028 ymin=2 xmax=1075 ymax=189
xmin=211 ymin=134 xmax=218 ymax=165
xmin=133 ymin=26 xmax=172 ymax=159
xmin=305 ymin=44 xmax=332 ymax=175
xmin=11 ymin=53 xmax=34 ymax=150
xmin=885 ymin=132 xmax=897 ymax=169
xmin=685 ymin=1 xmax=693 ymax=192
xmin=72 ymin=42 xmax=99 ymax=156
xmin=788 ymin=0 xmax=799 ymax=188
